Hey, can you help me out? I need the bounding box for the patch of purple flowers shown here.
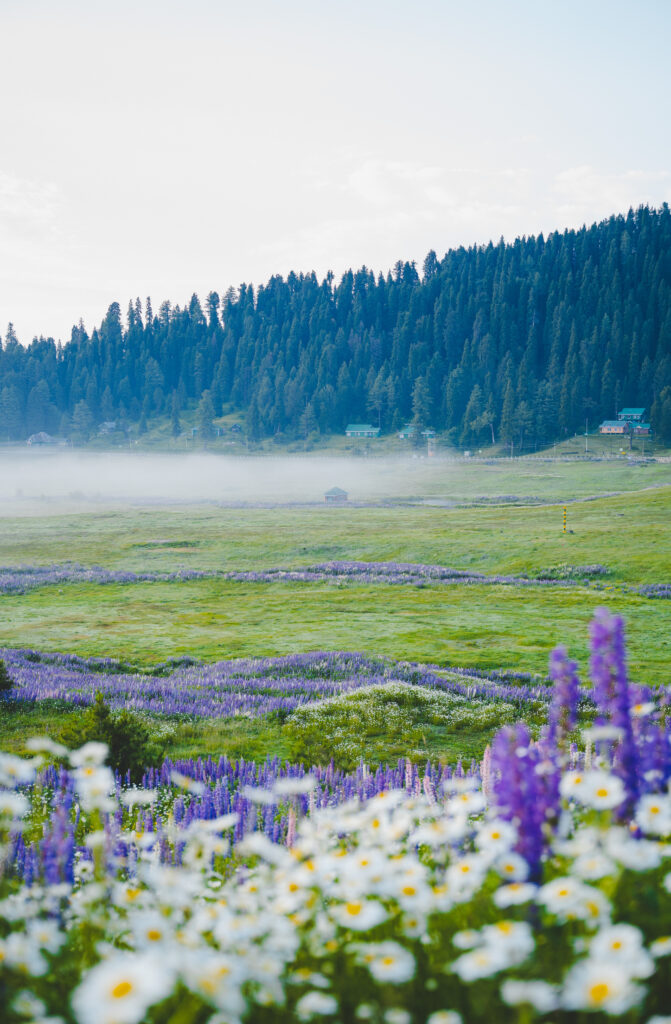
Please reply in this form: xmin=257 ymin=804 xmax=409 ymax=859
xmin=0 ymin=559 xmax=613 ymax=595
xmin=1 ymin=648 xmax=547 ymax=717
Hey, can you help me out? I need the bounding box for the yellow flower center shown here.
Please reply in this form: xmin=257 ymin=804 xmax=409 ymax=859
xmin=611 ymin=940 xmax=622 ymax=950
xmin=596 ymin=788 xmax=609 ymax=798
xmin=650 ymin=806 xmax=660 ymax=815
xmin=288 ymin=883 xmax=299 ymax=893
xmin=402 ymin=886 xmax=416 ymax=896
xmin=382 ymin=957 xmax=395 ymax=966
xmin=146 ymin=929 xmax=162 ymax=941
xmin=111 ymin=981 xmax=133 ymax=999
xmin=346 ymin=902 xmax=362 ymax=916
xmin=491 ymin=831 xmax=501 ymax=839
xmin=589 ymin=982 xmax=610 ymax=1005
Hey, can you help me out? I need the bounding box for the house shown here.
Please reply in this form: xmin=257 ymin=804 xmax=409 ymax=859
xmin=26 ymin=432 xmax=57 ymax=445
xmin=345 ymin=423 xmax=380 ymax=438
xmin=398 ymin=424 xmax=415 ymax=439
xmin=617 ymin=408 xmax=645 ymax=423
xmin=325 ymin=487 xmax=348 ymax=504
xmin=599 ymin=420 xmax=630 ymax=435
xmin=633 ymin=422 xmax=652 ymax=436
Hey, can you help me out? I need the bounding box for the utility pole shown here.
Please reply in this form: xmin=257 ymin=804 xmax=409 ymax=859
xmin=585 ymin=418 xmax=588 ymax=454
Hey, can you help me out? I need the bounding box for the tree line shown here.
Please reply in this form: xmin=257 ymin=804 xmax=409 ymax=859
xmin=1 ymin=204 xmax=671 ymax=446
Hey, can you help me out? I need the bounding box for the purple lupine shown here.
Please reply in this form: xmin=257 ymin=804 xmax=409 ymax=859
xmin=589 ymin=607 xmax=639 ymax=812
xmin=490 ymin=723 xmax=550 ymax=878
xmin=547 ymin=645 xmax=580 ymax=757
xmin=2 ymin=646 xmax=555 ymax=719
xmin=0 ymin=559 xmax=611 ymax=596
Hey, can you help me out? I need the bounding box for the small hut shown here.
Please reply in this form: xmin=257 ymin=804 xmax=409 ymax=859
xmin=324 ymin=486 xmax=348 ymax=504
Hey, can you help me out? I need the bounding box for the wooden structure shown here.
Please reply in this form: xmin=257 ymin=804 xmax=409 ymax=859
xmin=345 ymin=423 xmax=380 ymax=438
xmin=324 ymin=487 xmax=348 ymax=504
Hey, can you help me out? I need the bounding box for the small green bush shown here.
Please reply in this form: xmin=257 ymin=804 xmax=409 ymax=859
xmin=284 ymin=683 xmax=518 ymax=769
xmin=0 ymin=659 xmax=14 ymax=696
xmin=60 ymin=692 xmax=166 ymax=781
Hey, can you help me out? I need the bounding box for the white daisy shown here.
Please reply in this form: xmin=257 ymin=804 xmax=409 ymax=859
xmin=71 ymin=952 xmax=175 ymax=1024
xmin=500 ymin=979 xmax=559 ymax=1013
xmin=635 ymin=794 xmax=671 ymax=836
xmin=589 ymin=925 xmax=654 ymax=978
xmin=561 ymin=958 xmax=644 ymax=1015
xmin=492 ymin=882 xmax=538 ymax=908
xmin=330 ymin=899 xmax=387 ymax=931
xmin=295 ymin=990 xmax=338 ymax=1019
xmin=451 ymin=945 xmax=508 ymax=981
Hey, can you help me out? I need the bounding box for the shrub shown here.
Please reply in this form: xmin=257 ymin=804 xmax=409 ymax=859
xmin=284 ymin=683 xmax=517 ymax=769
xmin=59 ymin=692 xmax=166 ymax=781
xmin=0 ymin=658 xmax=14 ymax=696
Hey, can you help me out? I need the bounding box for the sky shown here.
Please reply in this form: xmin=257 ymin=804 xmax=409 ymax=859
xmin=1 ymin=0 xmax=670 ymax=344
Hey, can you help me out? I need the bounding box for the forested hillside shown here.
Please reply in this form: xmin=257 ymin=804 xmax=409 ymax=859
xmin=2 ymin=204 xmax=671 ymax=446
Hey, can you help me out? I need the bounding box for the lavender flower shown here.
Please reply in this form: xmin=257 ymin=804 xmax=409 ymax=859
xmin=589 ymin=608 xmax=639 ymax=812
xmin=490 ymin=723 xmax=551 ymax=878
xmin=547 ymin=646 xmax=580 ymax=756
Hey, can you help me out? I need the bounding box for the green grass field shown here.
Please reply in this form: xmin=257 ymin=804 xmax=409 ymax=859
xmin=1 ymin=458 xmax=670 ymax=763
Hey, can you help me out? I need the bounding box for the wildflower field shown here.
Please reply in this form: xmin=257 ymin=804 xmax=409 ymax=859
xmin=4 ymin=611 xmax=671 ymax=1022
xmin=1 ymin=469 xmax=671 ymax=1022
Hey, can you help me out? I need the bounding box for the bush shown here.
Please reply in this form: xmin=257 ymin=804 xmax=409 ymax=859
xmin=0 ymin=658 xmax=14 ymax=697
xmin=284 ymin=683 xmax=518 ymax=769
xmin=60 ymin=692 xmax=166 ymax=781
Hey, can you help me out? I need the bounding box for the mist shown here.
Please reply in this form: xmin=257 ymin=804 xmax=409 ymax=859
xmin=0 ymin=450 xmax=451 ymax=510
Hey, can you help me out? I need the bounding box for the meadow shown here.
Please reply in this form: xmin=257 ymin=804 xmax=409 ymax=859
xmin=2 ymin=455 xmax=671 ymax=1022
xmin=1 ymin=457 xmax=670 ymax=760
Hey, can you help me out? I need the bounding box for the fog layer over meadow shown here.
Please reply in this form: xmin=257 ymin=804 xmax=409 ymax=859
xmin=0 ymin=450 xmax=439 ymax=508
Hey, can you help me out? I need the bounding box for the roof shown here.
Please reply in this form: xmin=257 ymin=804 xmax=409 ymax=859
xmin=27 ymin=431 xmax=57 ymax=444
xmin=619 ymin=408 xmax=645 ymax=415
xmin=600 ymin=420 xmax=628 ymax=428
xmin=346 ymin=423 xmax=377 ymax=431
xmin=634 ymin=422 xmax=651 ymax=429
xmin=325 ymin=487 xmax=348 ymax=496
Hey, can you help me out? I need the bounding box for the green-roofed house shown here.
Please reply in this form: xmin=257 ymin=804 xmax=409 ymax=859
xmin=617 ymin=408 xmax=646 ymax=422
xmin=345 ymin=423 xmax=381 ymax=438
xmin=599 ymin=419 xmax=630 ymax=435
xmin=324 ymin=487 xmax=348 ymax=504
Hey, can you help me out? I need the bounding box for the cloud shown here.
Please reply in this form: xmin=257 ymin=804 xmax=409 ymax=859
xmin=553 ymin=166 xmax=671 ymax=222
xmin=345 ymin=159 xmax=443 ymax=207
xmin=0 ymin=171 xmax=62 ymax=230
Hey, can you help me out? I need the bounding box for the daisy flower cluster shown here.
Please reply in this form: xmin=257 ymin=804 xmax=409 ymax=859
xmin=1 ymin=608 xmax=671 ymax=1022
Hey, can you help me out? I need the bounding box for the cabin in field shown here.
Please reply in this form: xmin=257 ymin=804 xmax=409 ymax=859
xmin=26 ymin=432 xmax=58 ymax=445
xmin=617 ymin=408 xmax=645 ymax=423
xmin=345 ymin=423 xmax=380 ymax=438
xmin=599 ymin=407 xmax=649 ymax=437
xmin=599 ymin=420 xmax=629 ymax=435
xmin=324 ymin=487 xmax=348 ymax=504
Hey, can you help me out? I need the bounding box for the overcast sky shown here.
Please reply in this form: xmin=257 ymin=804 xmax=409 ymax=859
xmin=2 ymin=0 xmax=670 ymax=344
